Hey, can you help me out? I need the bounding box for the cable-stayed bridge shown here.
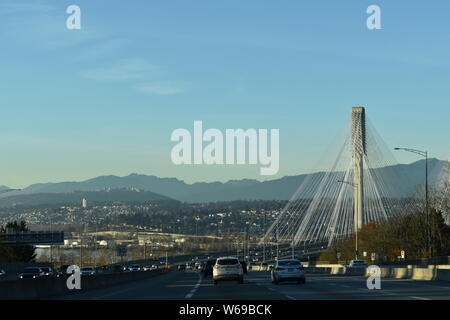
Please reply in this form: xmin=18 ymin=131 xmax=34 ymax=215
xmin=261 ymin=107 xmax=421 ymax=248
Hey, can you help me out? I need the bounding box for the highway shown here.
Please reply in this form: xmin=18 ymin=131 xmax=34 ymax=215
xmin=53 ymin=270 xmax=450 ymax=300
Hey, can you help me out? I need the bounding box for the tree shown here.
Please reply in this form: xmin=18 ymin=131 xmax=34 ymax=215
xmin=0 ymin=221 xmax=37 ymax=263
xmin=320 ymin=208 xmax=450 ymax=263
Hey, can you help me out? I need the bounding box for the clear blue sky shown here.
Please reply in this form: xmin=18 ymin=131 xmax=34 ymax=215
xmin=0 ymin=0 xmax=449 ymax=188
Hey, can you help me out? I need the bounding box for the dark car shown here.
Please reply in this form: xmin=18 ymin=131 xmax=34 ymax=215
xmin=60 ymin=264 xmax=71 ymax=274
xmin=240 ymin=261 xmax=248 ymax=274
xmin=112 ymin=264 xmax=124 ymax=273
xmin=178 ymin=264 xmax=186 ymax=271
xmin=40 ymin=267 xmax=56 ymax=278
xmin=201 ymin=259 xmax=216 ymax=278
xmin=130 ymin=264 xmax=141 ymax=272
xmin=18 ymin=267 xmax=44 ymax=280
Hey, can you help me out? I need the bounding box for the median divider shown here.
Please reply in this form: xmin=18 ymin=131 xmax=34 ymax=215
xmin=0 ymin=266 xmax=172 ymax=300
xmin=250 ymin=263 xmax=450 ymax=282
xmin=303 ymin=264 xmax=450 ymax=282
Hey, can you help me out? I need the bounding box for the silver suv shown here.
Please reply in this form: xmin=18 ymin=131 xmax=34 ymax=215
xmin=271 ymin=259 xmax=306 ymax=284
xmin=213 ymin=257 xmax=244 ymax=285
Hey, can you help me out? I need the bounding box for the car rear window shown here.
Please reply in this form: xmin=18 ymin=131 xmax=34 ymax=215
xmin=278 ymin=260 xmax=300 ymax=266
xmin=217 ymin=259 xmax=239 ymax=265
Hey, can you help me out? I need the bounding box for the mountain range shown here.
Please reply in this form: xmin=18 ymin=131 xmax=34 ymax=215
xmin=0 ymin=159 xmax=446 ymax=207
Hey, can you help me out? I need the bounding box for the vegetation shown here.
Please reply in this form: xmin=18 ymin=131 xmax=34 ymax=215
xmin=0 ymin=221 xmax=37 ymax=262
xmin=320 ymin=208 xmax=450 ymax=263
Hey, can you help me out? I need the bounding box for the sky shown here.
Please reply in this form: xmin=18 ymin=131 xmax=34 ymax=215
xmin=0 ymin=0 xmax=449 ymax=188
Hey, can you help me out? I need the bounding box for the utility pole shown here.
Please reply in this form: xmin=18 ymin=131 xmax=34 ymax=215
xmin=276 ymin=227 xmax=279 ymax=260
xmin=291 ymin=220 xmax=295 ymax=259
xmin=79 ymin=233 xmax=83 ymax=268
xmin=291 ymin=241 xmax=295 ymax=259
xmin=144 ymin=242 xmax=147 ymax=261
xmin=49 ymin=216 xmax=53 ymax=265
xmin=263 ymin=212 xmax=266 ymax=263
xmin=394 ymin=147 xmax=431 ymax=257
xmin=425 ymin=152 xmax=430 ymax=257
xmin=93 ymin=223 xmax=98 ymax=267
xmin=236 ymin=238 xmax=239 ymax=259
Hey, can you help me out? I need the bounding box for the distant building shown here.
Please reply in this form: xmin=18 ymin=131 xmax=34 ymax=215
xmin=82 ymin=198 xmax=87 ymax=208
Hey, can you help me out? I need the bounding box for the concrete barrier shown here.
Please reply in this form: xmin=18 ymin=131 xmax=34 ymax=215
xmin=302 ymin=264 xmax=450 ymax=282
xmin=248 ymin=263 xmax=450 ymax=283
xmin=0 ymin=267 xmax=171 ymax=300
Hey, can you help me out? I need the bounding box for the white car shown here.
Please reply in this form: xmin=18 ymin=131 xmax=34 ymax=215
xmin=271 ymin=259 xmax=305 ymax=284
xmin=348 ymin=260 xmax=367 ymax=268
xmin=80 ymin=266 xmax=96 ymax=276
xmin=213 ymin=257 xmax=244 ymax=285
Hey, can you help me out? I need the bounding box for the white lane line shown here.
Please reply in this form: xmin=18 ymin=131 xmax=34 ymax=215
xmin=185 ymin=272 xmax=202 ymax=299
xmin=410 ymin=296 xmax=432 ymax=300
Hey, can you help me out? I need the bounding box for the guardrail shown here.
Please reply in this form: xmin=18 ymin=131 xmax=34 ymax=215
xmin=0 ymin=267 xmax=172 ymax=300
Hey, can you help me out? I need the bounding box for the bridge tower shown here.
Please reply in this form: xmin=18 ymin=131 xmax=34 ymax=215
xmin=351 ymin=107 xmax=366 ymax=231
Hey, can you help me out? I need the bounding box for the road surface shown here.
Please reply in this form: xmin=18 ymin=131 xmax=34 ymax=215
xmin=53 ymin=270 xmax=450 ymax=300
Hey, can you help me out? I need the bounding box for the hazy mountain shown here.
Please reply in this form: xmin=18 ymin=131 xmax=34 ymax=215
xmin=0 ymin=159 xmax=446 ymax=206
xmin=0 ymin=175 xmax=261 ymax=203
xmin=0 ymin=189 xmax=172 ymax=208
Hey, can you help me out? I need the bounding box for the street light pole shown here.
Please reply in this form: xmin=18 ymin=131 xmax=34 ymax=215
xmin=276 ymin=227 xmax=279 ymax=260
xmin=263 ymin=212 xmax=266 ymax=263
xmin=394 ymin=147 xmax=431 ymax=257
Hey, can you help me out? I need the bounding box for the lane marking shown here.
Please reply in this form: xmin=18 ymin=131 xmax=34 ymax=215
xmin=410 ymin=296 xmax=432 ymax=300
xmin=185 ymin=272 xmax=202 ymax=299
